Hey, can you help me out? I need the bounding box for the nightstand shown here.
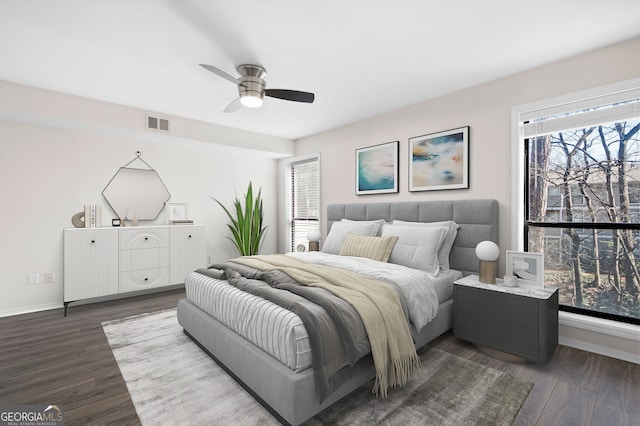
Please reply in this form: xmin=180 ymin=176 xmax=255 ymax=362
xmin=453 ymin=274 xmax=558 ymax=364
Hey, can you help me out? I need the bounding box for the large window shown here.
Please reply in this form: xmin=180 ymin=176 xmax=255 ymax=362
xmin=517 ymin=80 xmax=640 ymax=325
xmin=288 ymin=157 xmax=320 ymax=252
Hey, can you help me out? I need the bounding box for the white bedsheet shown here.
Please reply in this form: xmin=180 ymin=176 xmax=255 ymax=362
xmin=287 ymin=252 xmax=462 ymax=332
xmin=185 ymin=271 xmax=313 ymax=372
xmin=186 ymin=253 xmax=460 ymax=372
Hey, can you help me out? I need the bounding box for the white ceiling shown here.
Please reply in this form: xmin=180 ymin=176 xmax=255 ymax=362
xmin=1 ymin=0 xmax=639 ymax=140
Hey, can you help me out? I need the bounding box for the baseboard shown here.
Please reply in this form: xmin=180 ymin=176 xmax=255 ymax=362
xmin=0 ymin=284 xmax=185 ymax=318
xmin=0 ymin=302 xmax=62 ymax=318
xmin=559 ymin=311 xmax=640 ymax=364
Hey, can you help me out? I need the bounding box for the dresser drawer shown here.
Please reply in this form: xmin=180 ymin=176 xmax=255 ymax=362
xmin=119 ymin=246 xmax=169 ymax=271
xmin=119 ymin=267 xmax=170 ymax=293
xmin=119 ymin=228 xmax=169 ymax=249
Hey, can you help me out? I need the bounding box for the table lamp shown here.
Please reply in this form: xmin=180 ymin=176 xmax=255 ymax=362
xmin=307 ymin=230 xmax=321 ymax=252
xmin=475 ymin=240 xmax=499 ymax=284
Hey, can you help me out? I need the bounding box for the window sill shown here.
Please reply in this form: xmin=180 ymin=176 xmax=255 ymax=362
xmin=559 ymin=311 xmax=640 ymax=364
xmin=559 ymin=311 xmax=639 ymax=340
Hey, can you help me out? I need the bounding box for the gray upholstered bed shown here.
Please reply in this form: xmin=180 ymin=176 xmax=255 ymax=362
xmin=177 ymin=199 xmax=498 ymax=425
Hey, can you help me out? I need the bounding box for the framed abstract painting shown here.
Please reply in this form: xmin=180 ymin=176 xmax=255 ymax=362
xmin=409 ymin=126 xmax=469 ymax=191
xmin=355 ymin=141 xmax=399 ymax=195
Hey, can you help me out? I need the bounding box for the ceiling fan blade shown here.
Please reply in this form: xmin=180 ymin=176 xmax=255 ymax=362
xmin=199 ymin=64 xmax=238 ymax=84
xmin=223 ymin=98 xmax=243 ymax=113
xmin=265 ymin=89 xmax=315 ymax=103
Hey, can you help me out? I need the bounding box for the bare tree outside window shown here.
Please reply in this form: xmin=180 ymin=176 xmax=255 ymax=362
xmin=527 ymin=117 xmax=640 ymax=323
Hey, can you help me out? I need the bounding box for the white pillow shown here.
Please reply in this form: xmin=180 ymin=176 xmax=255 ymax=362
xmin=340 ymin=219 xmax=386 ymax=236
xmin=382 ymin=224 xmax=449 ymax=275
xmin=392 ymin=220 xmax=459 ymax=270
xmin=322 ymin=222 xmax=379 ymax=255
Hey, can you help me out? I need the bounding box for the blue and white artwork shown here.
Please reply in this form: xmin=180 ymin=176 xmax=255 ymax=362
xmin=356 ymin=141 xmax=398 ymax=195
xmin=409 ymin=127 xmax=469 ymax=191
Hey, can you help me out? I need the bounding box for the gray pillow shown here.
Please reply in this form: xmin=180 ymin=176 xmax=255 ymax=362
xmin=322 ymin=222 xmax=379 ymax=255
xmin=340 ymin=219 xmax=386 ymax=236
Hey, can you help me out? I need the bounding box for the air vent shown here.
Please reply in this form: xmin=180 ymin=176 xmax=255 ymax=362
xmin=146 ymin=115 xmax=169 ymax=132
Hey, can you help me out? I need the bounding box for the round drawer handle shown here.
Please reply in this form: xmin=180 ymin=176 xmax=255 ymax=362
xmin=144 ymin=278 xmax=148 ymax=281
xmin=188 ymin=235 xmax=192 ymax=238
xmin=144 ymin=237 xmax=149 ymax=241
xmin=91 ymin=240 xmax=96 ymax=243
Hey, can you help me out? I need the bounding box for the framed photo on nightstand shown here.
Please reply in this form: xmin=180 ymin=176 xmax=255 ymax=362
xmin=506 ymin=251 xmax=544 ymax=287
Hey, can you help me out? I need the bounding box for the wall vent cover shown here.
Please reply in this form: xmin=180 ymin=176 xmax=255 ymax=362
xmin=147 ymin=115 xmax=169 ymax=132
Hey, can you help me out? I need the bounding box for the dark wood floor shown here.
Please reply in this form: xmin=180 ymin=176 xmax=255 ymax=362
xmin=1 ymin=290 xmax=638 ymax=426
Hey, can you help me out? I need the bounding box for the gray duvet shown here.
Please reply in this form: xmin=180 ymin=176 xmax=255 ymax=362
xmin=197 ymin=260 xmax=409 ymax=402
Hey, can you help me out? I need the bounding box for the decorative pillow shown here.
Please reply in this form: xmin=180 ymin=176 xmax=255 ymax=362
xmin=339 ymin=233 xmax=399 ymax=262
xmin=322 ymin=222 xmax=379 ymax=255
xmin=392 ymin=220 xmax=459 ymax=270
xmin=341 ymin=219 xmax=386 ymax=236
xmin=381 ymin=224 xmax=449 ymax=275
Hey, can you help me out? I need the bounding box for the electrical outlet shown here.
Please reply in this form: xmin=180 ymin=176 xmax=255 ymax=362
xmin=29 ymin=272 xmax=39 ymax=285
xmin=208 ymin=255 xmax=215 ymax=265
xmin=45 ymin=272 xmax=55 ymax=283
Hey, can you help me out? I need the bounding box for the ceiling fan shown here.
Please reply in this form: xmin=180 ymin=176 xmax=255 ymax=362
xmin=199 ymin=63 xmax=315 ymax=113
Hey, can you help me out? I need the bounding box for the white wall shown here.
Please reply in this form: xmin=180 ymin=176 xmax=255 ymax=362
xmin=294 ymin=38 xmax=640 ymax=271
xmin=0 ymin=81 xmax=294 ymax=316
xmin=292 ymin=38 xmax=640 ymax=363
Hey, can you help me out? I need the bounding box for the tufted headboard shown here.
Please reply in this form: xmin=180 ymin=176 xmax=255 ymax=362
xmin=326 ymin=199 xmax=499 ymax=276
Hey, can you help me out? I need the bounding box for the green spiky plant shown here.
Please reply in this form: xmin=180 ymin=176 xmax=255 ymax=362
xmin=213 ymin=182 xmax=267 ymax=256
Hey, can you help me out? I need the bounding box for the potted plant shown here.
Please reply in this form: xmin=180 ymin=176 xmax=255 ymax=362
xmin=213 ymin=182 xmax=267 ymax=256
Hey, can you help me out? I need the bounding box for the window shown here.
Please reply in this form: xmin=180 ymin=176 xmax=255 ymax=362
xmin=514 ymin=78 xmax=640 ymax=325
xmin=288 ymin=157 xmax=320 ymax=252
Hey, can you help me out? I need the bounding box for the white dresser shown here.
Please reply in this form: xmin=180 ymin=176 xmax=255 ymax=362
xmin=63 ymin=225 xmax=206 ymax=315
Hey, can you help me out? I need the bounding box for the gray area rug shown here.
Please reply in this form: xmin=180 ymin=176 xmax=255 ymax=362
xmin=103 ymin=308 xmax=532 ymax=425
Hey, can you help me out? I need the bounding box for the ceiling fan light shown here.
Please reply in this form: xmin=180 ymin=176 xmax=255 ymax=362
xmin=240 ymin=94 xmax=263 ymax=108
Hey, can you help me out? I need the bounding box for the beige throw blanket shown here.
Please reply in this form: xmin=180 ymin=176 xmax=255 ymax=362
xmin=233 ymin=254 xmax=421 ymax=397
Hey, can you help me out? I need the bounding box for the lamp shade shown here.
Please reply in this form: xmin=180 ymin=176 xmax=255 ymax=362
xmin=306 ymin=230 xmax=322 ymax=242
xmin=475 ymin=241 xmax=499 ymax=261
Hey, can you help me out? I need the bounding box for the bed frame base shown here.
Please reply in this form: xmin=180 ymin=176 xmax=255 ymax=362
xmin=177 ymin=298 xmax=452 ymax=425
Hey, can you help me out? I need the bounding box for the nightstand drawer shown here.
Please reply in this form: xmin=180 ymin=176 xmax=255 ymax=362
xmin=457 ymin=286 xmax=539 ymax=329
xmin=456 ymin=312 xmax=539 ymax=358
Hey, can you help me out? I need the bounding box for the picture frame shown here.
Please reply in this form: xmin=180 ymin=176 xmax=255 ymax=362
xmin=166 ymin=203 xmax=187 ymax=224
xmin=355 ymin=140 xmax=399 ymax=195
xmin=506 ymin=251 xmax=545 ymax=287
xmin=409 ymin=126 xmax=469 ymax=192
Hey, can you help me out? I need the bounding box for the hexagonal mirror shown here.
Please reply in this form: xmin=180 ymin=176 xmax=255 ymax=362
xmin=103 ymin=167 xmax=171 ymax=221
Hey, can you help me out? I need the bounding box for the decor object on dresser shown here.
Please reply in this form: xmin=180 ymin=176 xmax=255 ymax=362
xmin=453 ymin=274 xmax=558 ymax=364
xmin=306 ymin=229 xmax=321 ymax=252
xmin=355 ymin=141 xmax=399 ymax=195
xmin=409 ymin=126 xmax=469 ymax=191
xmin=212 ymin=182 xmax=267 ymax=256
xmin=71 ymin=211 xmax=85 ymax=228
xmin=475 ymin=240 xmax=500 ymax=284
xmin=63 ymin=224 xmax=206 ymax=316
xmin=506 ymin=250 xmax=545 ymax=287
xmin=166 ymin=203 xmax=188 ymax=224
xmin=102 ymin=151 xmax=171 ymax=222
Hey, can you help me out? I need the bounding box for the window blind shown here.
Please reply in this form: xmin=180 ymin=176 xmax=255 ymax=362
xmin=522 ymin=87 xmax=640 ymax=138
xmin=290 ymin=158 xmax=319 ymax=251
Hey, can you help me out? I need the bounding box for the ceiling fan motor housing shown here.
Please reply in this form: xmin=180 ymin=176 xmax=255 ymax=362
xmin=237 ymin=64 xmax=267 ymax=102
xmin=238 ymin=76 xmax=266 ymax=99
